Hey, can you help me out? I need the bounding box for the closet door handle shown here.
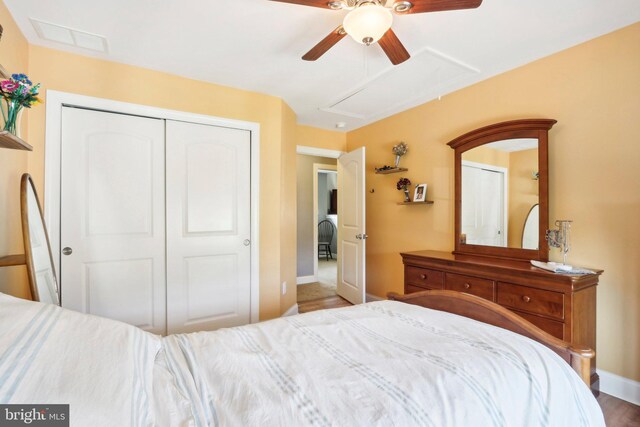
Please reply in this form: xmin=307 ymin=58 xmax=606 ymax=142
xmin=243 ymin=239 xmax=251 ymax=246
xmin=62 ymin=247 xmax=73 ymax=256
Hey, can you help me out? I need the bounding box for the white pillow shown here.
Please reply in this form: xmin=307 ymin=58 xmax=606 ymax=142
xmin=0 ymin=292 xmax=162 ymax=427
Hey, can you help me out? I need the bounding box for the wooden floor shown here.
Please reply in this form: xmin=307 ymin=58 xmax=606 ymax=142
xmin=298 ymin=295 xmax=352 ymax=313
xmin=297 ymin=295 xmax=640 ymax=426
xmin=597 ymin=392 xmax=640 ymax=426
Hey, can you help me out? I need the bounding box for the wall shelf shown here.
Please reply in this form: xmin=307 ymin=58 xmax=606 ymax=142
xmin=397 ymin=201 xmax=434 ymax=205
xmin=375 ymin=167 xmax=408 ymax=174
xmin=0 ymin=131 xmax=32 ymax=151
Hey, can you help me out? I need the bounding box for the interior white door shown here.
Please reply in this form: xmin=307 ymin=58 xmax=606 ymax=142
xmin=60 ymin=107 xmax=167 ymax=334
xmin=462 ymin=164 xmax=505 ymax=246
xmin=337 ymin=147 xmax=366 ymax=304
xmin=166 ymin=120 xmax=251 ymax=333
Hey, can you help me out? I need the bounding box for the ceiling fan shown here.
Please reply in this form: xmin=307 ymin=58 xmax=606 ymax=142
xmin=270 ymin=0 xmax=483 ymax=65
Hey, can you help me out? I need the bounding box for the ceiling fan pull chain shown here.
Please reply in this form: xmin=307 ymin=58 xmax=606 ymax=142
xmin=363 ymin=44 xmax=369 ymax=78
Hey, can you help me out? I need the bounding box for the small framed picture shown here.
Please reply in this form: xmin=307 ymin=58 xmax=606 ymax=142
xmin=413 ymin=184 xmax=427 ymax=202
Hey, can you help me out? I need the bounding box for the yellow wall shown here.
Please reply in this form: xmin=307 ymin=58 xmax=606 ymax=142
xmin=296 ymin=124 xmax=347 ymax=152
xmin=507 ymin=149 xmax=539 ymax=247
xmin=0 ymin=2 xmax=29 ymax=298
xmin=347 ymin=22 xmax=640 ymax=381
xmin=462 ymin=145 xmax=509 ymax=168
xmin=280 ymin=103 xmax=298 ymax=313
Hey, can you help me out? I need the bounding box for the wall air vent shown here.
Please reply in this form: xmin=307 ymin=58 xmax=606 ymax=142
xmin=30 ymin=18 xmax=108 ymax=53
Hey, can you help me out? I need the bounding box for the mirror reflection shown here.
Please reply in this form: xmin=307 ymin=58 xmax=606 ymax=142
xmin=22 ymin=175 xmax=60 ymax=305
xmin=461 ymin=138 xmax=539 ymax=249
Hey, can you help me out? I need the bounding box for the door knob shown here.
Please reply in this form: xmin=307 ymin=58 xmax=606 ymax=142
xmin=355 ymin=234 xmax=368 ymax=240
xmin=62 ymin=247 xmax=73 ymax=256
xmin=243 ymin=239 xmax=251 ymax=246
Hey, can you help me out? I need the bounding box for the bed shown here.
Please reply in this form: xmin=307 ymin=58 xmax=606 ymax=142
xmin=0 ymin=289 xmax=603 ymax=426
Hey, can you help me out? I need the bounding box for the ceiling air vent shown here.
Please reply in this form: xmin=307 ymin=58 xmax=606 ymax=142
xmin=30 ymin=18 xmax=108 ymax=53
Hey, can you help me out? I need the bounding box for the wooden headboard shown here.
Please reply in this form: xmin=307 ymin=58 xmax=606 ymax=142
xmin=388 ymin=290 xmax=594 ymax=386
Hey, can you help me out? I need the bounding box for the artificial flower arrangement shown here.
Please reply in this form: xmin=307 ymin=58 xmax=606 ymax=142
xmin=0 ymin=73 xmax=42 ymax=135
xmin=397 ymin=177 xmax=412 ymax=202
xmin=392 ymin=142 xmax=408 ymax=167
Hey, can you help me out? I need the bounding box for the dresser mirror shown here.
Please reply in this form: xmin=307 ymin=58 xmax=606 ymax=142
xmin=448 ymin=119 xmax=557 ymax=261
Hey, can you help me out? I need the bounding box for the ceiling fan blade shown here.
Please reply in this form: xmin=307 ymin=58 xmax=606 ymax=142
xmin=269 ymin=0 xmax=335 ymax=9
xmin=399 ymin=0 xmax=482 ymax=14
xmin=302 ymin=26 xmax=347 ymax=61
xmin=378 ymin=29 xmax=410 ymax=65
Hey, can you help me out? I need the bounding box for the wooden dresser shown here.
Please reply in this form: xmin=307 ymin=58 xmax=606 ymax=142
xmin=401 ymin=250 xmax=603 ymax=390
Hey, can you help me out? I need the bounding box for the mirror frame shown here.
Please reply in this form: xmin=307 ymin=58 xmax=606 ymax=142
xmin=20 ymin=173 xmax=60 ymax=305
xmin=448 ymin=119 xmax=557 ymax=262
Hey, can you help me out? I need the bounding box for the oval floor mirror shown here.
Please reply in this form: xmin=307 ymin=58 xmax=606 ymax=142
xmin=21 ymin=173 xmax=60 ymax=305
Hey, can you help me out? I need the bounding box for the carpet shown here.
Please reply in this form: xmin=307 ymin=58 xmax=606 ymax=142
xmin=297 ymin=281 xmax=336 ymax=302
xmin=298 ymin=260 xmax=337 ymax=302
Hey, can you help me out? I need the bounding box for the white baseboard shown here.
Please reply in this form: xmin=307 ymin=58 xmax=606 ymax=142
xmin=366 ymin=293 xmax=384 ymax=302
xmin=282 ymin=304 xmax=299 ymax=317
xmin=599 ymin=370 xmax=640 ymax=405
xmin=296 ymin=275 xmax=317 ymax=285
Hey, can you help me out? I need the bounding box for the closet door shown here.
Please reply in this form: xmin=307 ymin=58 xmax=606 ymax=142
xmin=60 ymin=108 xmax=167 ymax=334
xmin=166 ymin=120 xmax=251 ymax=333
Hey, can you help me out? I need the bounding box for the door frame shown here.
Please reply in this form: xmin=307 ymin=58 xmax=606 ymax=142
xmin=461 ymin=160 xmax=509 ymax=246
xmin=313 ymin=164 xmax=338 ymax=281
xmin=44 ymin=90 xmax=261 ymax=323
xmin=296 ymin=145 xmax=345 ymax=285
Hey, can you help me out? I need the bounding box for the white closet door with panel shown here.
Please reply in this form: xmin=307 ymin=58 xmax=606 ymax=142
xmin=461 ymin=164 xmax=505 ymax=247
xmin=60 ymin=107 xmax=167 ymax=334
xmin=165 ymin=120 xmax=251 ymax=334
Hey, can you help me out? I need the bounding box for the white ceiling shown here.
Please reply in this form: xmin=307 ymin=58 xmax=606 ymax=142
xmin=5 ymin=0 xmax=640 ymax=131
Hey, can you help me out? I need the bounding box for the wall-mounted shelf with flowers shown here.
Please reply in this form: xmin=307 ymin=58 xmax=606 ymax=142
xmin=0 ymin=73 xmax=41 ymax=151
xmin=375 ymin=142 xmax=409 ymax=174
xmin=0 ymin=130 xmax=32 ymax=151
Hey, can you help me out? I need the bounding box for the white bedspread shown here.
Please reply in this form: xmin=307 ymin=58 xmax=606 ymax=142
xmin=158 ymin=301 xmax=604 ymax=427
xmin=0 ymin=293 xmax=161 ymax=427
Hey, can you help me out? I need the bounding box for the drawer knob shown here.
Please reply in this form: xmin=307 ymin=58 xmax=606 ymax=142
xmin=420 ymin=274 xmax=427 ymax=280
xmin=522 ymin=296 xmax=531 ymax=303
xmin=464 ymin=283 xmax=471 ymax=289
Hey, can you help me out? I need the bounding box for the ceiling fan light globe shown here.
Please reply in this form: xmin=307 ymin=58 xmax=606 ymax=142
xmin=343 ymin=4 xmax=393 ymax=45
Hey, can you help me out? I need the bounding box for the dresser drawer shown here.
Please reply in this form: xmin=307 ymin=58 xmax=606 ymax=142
xmin=512 ymin=310 xmax=565 ymax=340
xmin=405 ymin=284 xmax=438 ymax=295
xmin=445 ymin=273 xmax=495 ymax=301
xmin=405 ymin=266 xmax=444 ymax=290
xmin=497 ymin=282 xmax=564 ymax=320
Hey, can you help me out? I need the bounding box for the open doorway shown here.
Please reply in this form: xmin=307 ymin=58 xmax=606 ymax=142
xmin=313 ymin=167 xmax=338 ymax=299
xmin=296 ymin=154 xmax=338 ymax=303
xmin=296 ymin=145 xmax=366 ymax=310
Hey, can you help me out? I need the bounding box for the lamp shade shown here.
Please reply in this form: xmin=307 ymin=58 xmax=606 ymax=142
xmin=343 ymin=4 xmax=393 ymax=45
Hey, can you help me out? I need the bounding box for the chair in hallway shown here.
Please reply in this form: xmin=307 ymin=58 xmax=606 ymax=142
xmin=318 ymin=220 xmax=335 ymax=261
